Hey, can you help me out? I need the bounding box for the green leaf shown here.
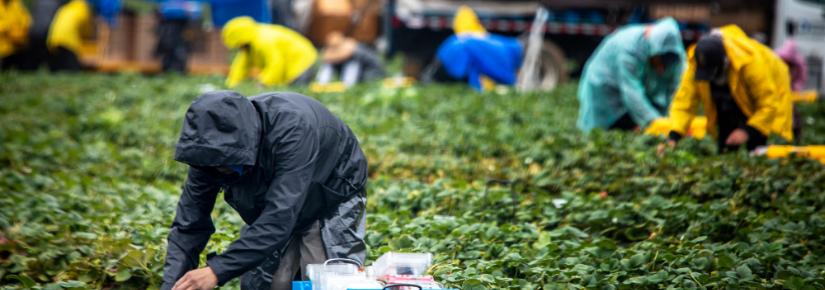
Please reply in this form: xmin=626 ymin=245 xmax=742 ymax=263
xmin=115 ymin=269 xmax=132 ymax=282
xmin=736 ymin=264 xmax=753 ymax=280
xmin=57 ymin=280 xmax=86 ymax=289
xmin=646 ymin=271 xmax=668 ymax=283
xmin=8 ymin=274 xmax=36 ymax=288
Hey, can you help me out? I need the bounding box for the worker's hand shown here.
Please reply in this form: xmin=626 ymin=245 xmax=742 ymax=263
xmin=725 ymin=128 xmax=749 ymax=146
xmin=172 ymin=267 xmax=217 ymax=290
xmin=656 ymin=139 xmax=677 ymax=156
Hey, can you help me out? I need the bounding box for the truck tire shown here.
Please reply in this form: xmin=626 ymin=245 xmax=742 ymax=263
xmin=535 ymin=39 xmax=568 ymax=90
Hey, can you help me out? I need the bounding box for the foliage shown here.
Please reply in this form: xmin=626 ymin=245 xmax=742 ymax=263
xmin=0 ymin=72 xmax=824 ymax=289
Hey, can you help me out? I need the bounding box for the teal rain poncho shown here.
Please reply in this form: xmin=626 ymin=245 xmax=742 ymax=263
xmin=577 ymin=17 xmax=686 ymax=132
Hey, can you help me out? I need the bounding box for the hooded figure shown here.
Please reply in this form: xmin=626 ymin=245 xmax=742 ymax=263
xmin=577 ymin=17 xmax=686 ymax=132
xmin=45 ymin=0 xmax=114 ymax=71
xmin=0 ymin=0 xmax=31 ymax=60
xmin=433 ymin=6 xmax=523 ymax=91
xmin=222 ymin=16 xmax=318 ymax=88
xmin=161 ymin=91 xmax=368 ymax=290
xmin=775 ymin=39 xmax=807 ymax=92
xmin=668 ymin=25 xmax=793 ymax=152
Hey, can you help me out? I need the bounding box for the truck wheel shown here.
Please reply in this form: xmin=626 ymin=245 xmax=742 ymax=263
xmin=535 ymin=39 xmax=567 ymax=90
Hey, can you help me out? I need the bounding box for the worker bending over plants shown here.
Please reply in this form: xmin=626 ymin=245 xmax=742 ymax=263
xmin=162 ymin=91 xmax=368 ymax=290
xmin=0 ymin=0 xmax=32 ymax=68
xmin=577 ymin=17 xmax=686 ymax=133
xmin=222 ymin=16 xmax=318 ymax=88
xmin=664 ymin=25 xmax=794 ymax=153
xmin=427 ymin=6 xmax=523 ymax=91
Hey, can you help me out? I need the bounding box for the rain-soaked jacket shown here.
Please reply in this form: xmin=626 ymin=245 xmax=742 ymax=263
xmin=669 ymin=25 xmax=794 ymax=141
xmin=0 ymin=0 xmax=32 ymax=58
xmin=46 ymin=0 xmax=92 ymax=54
xmin=222 ymin=16 xmax=318 ymax=88
xmin=161 ymin=91 xmax=368 ymax=289
xmin=436 ymin=34 xmax=522 ymax=91
xmin=577 ymin=17 xmax=685 ymax=132
xmin=435 ymin=5 xmax=522 ymax=91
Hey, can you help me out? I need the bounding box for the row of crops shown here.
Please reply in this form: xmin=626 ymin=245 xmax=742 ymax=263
xmin=1 ymin=72 xmax=824 ymax=289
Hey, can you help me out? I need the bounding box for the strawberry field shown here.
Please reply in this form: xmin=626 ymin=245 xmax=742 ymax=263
xmin=1 ymin=72 xmax=825 ymax=289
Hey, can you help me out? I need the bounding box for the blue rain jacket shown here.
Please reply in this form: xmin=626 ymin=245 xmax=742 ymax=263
xmin=209 ymin=0 xmax=270 ymax=27
xmin=436 ymin=33 xmax=523 ymax=91
xmin=577 ymin=17 xmax=686 ymax=132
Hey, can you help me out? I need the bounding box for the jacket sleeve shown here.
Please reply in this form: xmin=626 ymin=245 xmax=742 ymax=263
xmin=226 ymin=50 xmax=250 ymax=88
xmin=742 ymin=62 xmax=780 ymax=136
xmin=617 ymin=51 xmax=663 ymax=128
xmin=161 ymin=167 xmax=221 ymax=290
xmin=668 ymin=63 xmax=699 ymax=135
xmin=206 ymin=115 xmax=318 ymax=284
xmin=258 ymin=48 xmax=286 ymax=86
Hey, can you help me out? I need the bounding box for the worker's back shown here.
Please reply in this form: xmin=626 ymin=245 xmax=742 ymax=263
xmin=46 ymin=0 xmax=92 ymax=53
xmin=250 ymin=23 xmax=318 ymax=84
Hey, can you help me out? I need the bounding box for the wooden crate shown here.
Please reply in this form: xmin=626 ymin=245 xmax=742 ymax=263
xmin=189 ymin=29 xmax=230 ymax=75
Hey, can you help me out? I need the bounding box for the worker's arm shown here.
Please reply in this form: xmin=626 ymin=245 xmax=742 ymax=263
xmin=226 ymin=49 xmax=251 ymax=88
xmin=205 ymin=114 xmax=318 ymax=285
xmin=160 ymin=167 xmax=221 ymax=290
xmin=257 ymin=48 xmax=286 ymax=86
xmin=617 ymin=51 xmax=664 ymax=128
xmin=668 ymin=63 xmax=699 ymax=139
xmin=741 ymin=62 xmax=781 ymax=137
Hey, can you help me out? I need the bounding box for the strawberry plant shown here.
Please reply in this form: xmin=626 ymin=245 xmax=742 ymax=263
xmin=0 ymin=72 xmax=823 ymax=289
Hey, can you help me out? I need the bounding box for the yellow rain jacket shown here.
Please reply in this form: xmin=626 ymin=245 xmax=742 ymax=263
xmin=453 ymin=5 xmax=486 ymax=36
xmin=0 ymin=0 xmax=32 ymax=58
xmin=47 ymin=0 xmax=93 ymax=54
xmin=223 ymin=16 xmax=318 ymax=88
xmin=669 ymin=25 xmax=794 ymax=141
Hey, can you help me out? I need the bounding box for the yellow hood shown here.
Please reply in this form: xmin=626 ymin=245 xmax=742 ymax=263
xmin=453 ymin=6 xmax=486 ymax=35
xmin=222 ymin=16 xmax=258 ymax=49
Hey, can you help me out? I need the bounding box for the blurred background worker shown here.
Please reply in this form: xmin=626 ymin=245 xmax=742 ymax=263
xmin=577 ymin=17 xmax=685 ymax=133
xmin=425 ymin=6 xmax=522 ymax=91
xmin=316 ymin=31 xmax=385 ymax=87
xmin=775 ymin=23 xmax=807 ymax=140
xmin=0 ymin=0 xmax=32 ymax=69
xmin=46 ymin=0 xmax=119 ymax=71
xmin=667 ymin=25 xmax=794 ymax=154
xmin=46 ymin=0 xmax=94 ymax=71
xmin=222 ymin=16 xmax=317 ymax=88
xmin=154 ymin=0 xmax=201 ymax=73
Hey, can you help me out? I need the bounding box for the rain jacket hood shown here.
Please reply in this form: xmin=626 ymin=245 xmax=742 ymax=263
xmin=47 ymin=0 xmax=93 ymax=54
xmin=669 ymin=25 xmax=794 ymax=141
xmin=222 ymin=16 xmax=257 ymax=49
xmin=647 ymin=18 xmax=684 ymax=58
xmin=163 ymin=92 xmax=368 ymax=289
xmin=453 ymin=5 xmax=486 ymax=35
xmin=577 ymin=17 xmax=686 ymax=132
xmin=776 ymin=38 xmax=807 ymax=91
xmin=174 ymin=91 xmax=261 ymax=167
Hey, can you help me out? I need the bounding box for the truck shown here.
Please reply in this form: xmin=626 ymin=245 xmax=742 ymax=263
xmin=384 ymin=0 xmax=825 ymax=92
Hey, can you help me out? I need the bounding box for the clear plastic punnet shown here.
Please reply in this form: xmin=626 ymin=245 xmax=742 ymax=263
xmin=306 ymin=258 xmax=362 ymax=290
xmin=370 ymin=252 xmax=433 ymax=277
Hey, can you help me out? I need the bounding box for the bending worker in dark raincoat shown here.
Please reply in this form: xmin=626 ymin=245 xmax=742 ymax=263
xmin=161 ymin=91 xmax=368 ymax=290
